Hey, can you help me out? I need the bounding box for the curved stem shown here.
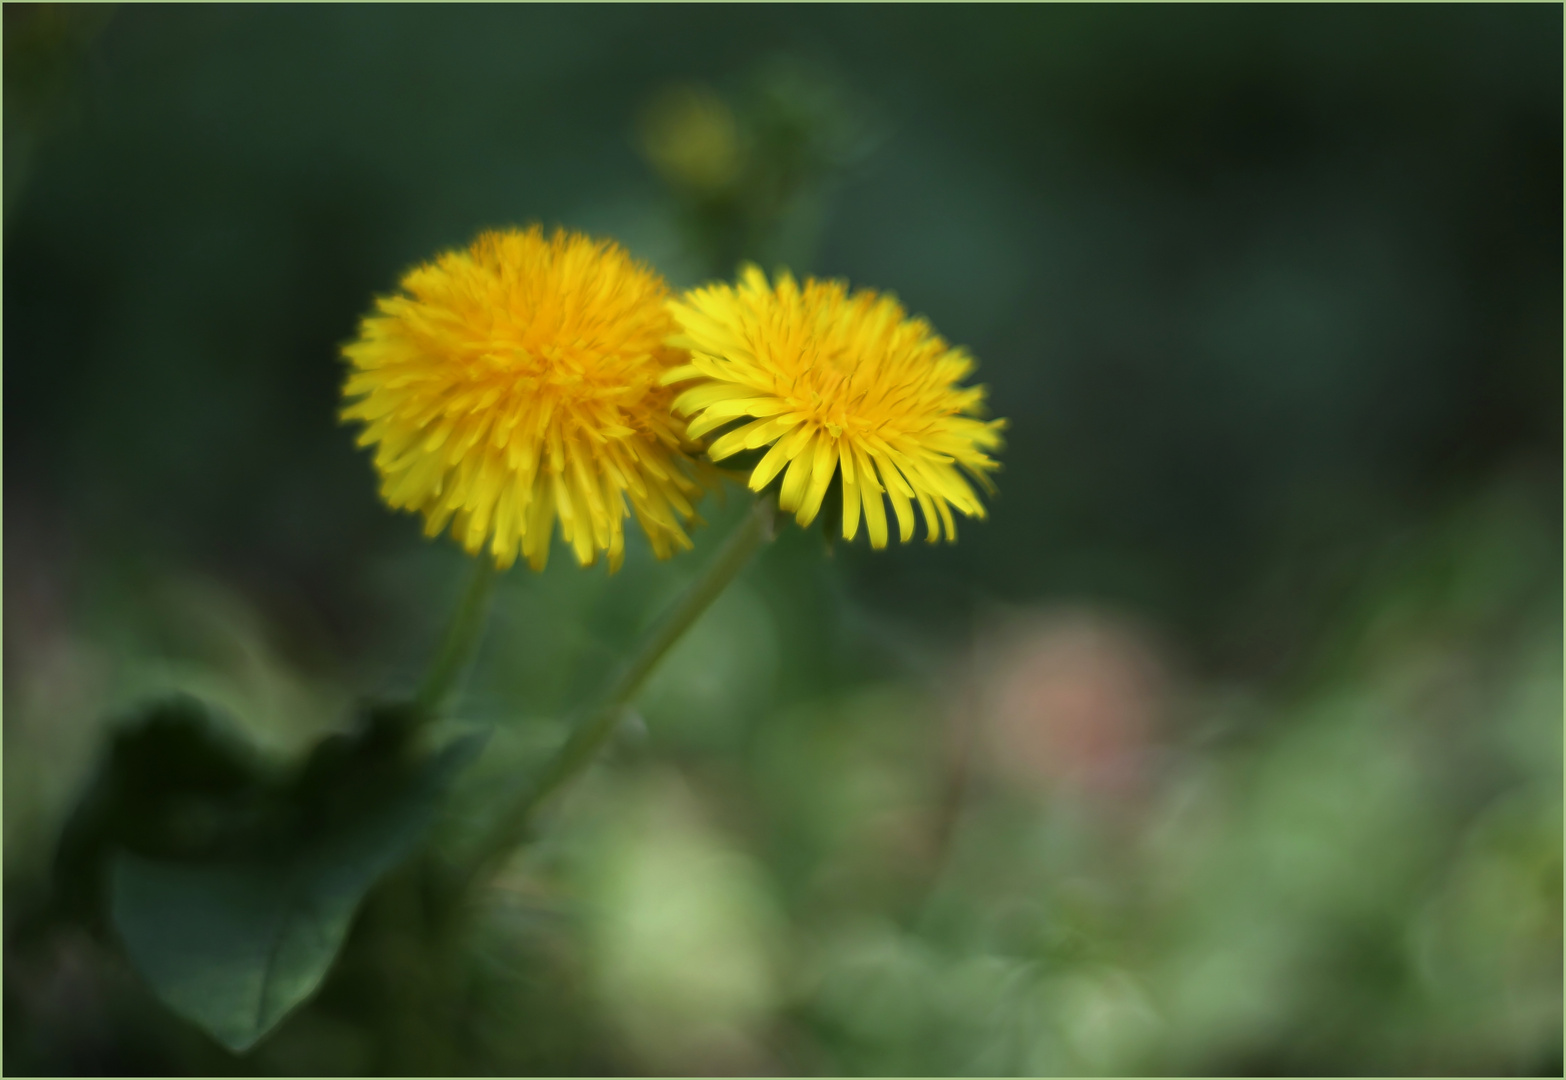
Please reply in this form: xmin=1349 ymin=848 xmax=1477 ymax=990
xmin=456 ymin=495 xmax=777 ymax=892
xmin=414 ymin=556 xmax=498 ymax=718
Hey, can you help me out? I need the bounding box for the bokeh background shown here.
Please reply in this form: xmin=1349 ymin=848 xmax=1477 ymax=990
xmin=5 ymin=4 xmax=1561 ymax=1075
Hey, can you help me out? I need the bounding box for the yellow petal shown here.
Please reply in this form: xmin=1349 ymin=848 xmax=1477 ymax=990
xmin=777 ymin=432 xmax=817 ymax=513
xmin=794 ymin=436 xmax=839 ymax=527
xmin=855 ymin=444 xmax=888 ymax=549
xmin=840 ymin=445 xmax=862 ymax=541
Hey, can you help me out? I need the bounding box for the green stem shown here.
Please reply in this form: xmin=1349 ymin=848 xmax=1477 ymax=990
xmin=457 ymin=494 xmax=777 ymax=892
xmin=414 ymin=556 xmax=498 ymax=718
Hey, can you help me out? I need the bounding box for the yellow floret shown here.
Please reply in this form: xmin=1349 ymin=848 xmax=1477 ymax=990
xmin=341 ymin=226 xmax=707 ymax=571
xmin=665 ymin=266 xmax=1005 ymax=547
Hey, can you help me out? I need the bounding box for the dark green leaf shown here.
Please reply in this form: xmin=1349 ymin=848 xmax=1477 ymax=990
xmin=109 ymin=731 xmax=485 ymax=1053
xmin=52 ymin=695 xmax=278 ymax=927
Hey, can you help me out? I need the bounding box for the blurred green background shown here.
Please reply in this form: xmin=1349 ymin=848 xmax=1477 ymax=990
xmin=4 ymin=4 xmax=1561 ymax=1075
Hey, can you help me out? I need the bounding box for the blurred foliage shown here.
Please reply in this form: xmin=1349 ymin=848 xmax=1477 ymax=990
xmin=2 ymin=3 xmax=113 ymax=214
xmin=637 ymin=60 xmax=878 ymax=276
xmin=4 ymin=4 xmax=1561 ymax=1076
xmin=37 ymin=691 xmax=484 ymax=1056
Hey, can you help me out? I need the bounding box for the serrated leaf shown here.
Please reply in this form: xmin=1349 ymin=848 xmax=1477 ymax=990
xmin=109 ymin=732 xmax=485 ymax=1053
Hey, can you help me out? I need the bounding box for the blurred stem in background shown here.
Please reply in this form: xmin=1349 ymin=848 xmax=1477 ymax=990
xmin=451 ymin=493 xmax=779 ymax=903
xmin=414 ymin=557 xmax=499 ymax=719
xmin=3 ymin=4 xmax=116 ymax=216
xmin=638 ymin=61 xmax=877 ymax=277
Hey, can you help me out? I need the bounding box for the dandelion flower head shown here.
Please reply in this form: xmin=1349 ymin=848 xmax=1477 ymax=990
xmin=665 ymin=266 xmax=1005 ymax=547
xmin=341 ymin=226 xmax=705 ymax=571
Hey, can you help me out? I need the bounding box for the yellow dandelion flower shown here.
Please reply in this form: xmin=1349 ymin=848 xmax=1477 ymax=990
xmin=341 ymin=226 xmax=705 ymax=572
xmin=665 ymin=266 xmax=1005 ymax=548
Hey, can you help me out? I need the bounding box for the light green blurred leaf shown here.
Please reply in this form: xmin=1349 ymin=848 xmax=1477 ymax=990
xmin=109 ymin=732 xmax=485 ymax=1053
